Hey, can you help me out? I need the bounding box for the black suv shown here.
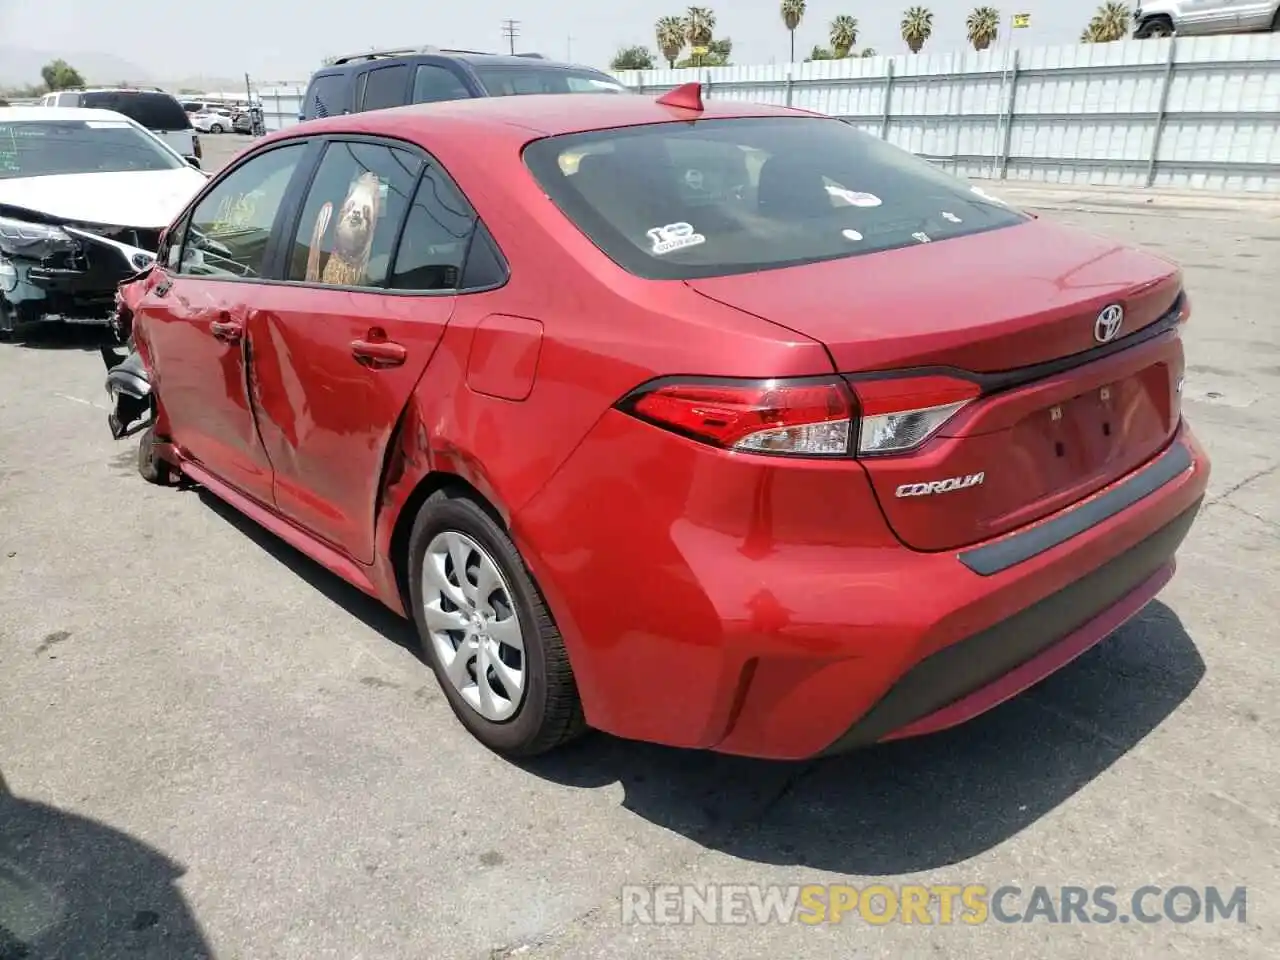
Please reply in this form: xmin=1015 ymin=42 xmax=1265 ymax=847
xmin=300 ymin=47 xmax=629 ymax=121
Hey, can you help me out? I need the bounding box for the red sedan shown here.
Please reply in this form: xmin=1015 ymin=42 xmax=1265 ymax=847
xmin=104 ymin=84 xmax=1209 ymax=759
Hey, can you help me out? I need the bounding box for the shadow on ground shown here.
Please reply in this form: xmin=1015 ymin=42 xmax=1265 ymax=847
xmin=198 ymin=490 xmax=419 ymax=652
xmin=195 ymin=483 xmax=1204 ymax=874
xmin=0 ymin=771 xmax=212 ymax=959
xmin=5 ymin=324 xmax=113 ymax=353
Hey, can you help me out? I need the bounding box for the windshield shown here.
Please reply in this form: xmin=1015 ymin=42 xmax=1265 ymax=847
xmin=473 ymin=66 xmax=629 ymax=96
xmin=0 ymin=119 xmax=185 ymax=179
xmin=523 ymin=116 xmax=1028 ymax=280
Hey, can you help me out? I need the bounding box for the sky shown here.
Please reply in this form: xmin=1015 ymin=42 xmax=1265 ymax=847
xmin=1 ymin=0 xmax=1110 ymax=82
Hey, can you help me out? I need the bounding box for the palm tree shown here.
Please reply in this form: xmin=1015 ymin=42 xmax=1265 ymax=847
xmin=830 ymin=15 xmax=859 ymax=58
xmin=1089 ymin=1 xmax=1133 ymax=42
xmin=781 ymin=0 xmax=807 ymax=63
xmin=655 ymin=15 xmax=686 ymax=67
xmin=684 ymin=6 xmax=716 ymax=65
xmin=966 ymin=6 xmax=1000 ymax=51
xmin=901 ymin=6 xmax=935 ymax=54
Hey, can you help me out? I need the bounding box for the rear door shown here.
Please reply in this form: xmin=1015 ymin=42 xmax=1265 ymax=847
xmin=245 ymin=137 xmax=475 ymax=562
xmin=139 ymin=141 xmax=313 ymax=504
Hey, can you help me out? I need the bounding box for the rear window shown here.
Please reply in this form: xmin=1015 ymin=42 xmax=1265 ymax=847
xmin=523 ymin=117 xmax=1029 ymax=281
xmin=80 ymin=92 xmax=192 ymax=131
xmin=473 ymin=66 xmax=628 ymax=97
xmin=0 ymin=119 xmax=185 ymax=179
xmin=304 ymin=73 xmax=347 ymax=119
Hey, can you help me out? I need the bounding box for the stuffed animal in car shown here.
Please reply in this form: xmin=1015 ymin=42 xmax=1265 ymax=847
xmin=305 ymin=172 xmax=381 ymax=286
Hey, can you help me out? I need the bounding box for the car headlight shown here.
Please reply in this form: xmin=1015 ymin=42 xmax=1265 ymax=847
xmin=0 ymin=215 xmax=75 ymax=250
xmin=0 ymin=256 xmax=17 ymax=293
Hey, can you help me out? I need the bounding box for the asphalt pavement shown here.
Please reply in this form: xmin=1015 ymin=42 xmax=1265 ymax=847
xmin=0 ymin=133 xmax=1276 ymax=959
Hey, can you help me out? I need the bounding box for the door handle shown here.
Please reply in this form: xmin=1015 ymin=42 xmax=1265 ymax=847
xmin=210 ymin=319 xmax=243 ymax=343
xmin=351 ymin=338 xmax=406 ymax=368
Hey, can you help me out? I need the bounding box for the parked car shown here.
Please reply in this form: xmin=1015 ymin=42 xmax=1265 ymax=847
xmin=300 ymin=46 xmax=629 ymax=121
xmin=232 ymin=111 xmax=254 ymax=134
xmin=0 ymin=107 xmax=207 ymax=338
xmin=192 ymin=109 xmax=234 ymax=134
xmin=1135 ymin=0 xmax=1280 ymax=37
xmin=102 ymin=87 xmax=1209 ymax=760
xmin=41 ymin=88 xmax=201 ymax=163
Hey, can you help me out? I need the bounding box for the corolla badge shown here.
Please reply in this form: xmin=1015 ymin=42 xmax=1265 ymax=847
xmin=1094 ymin=304 xmax=1124 ymax=344
xmin=895 ymin=472 xmax=985 ymax=498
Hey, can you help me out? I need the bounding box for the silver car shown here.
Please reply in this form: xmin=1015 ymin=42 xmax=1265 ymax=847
xmin=1134 ymin=0 xmax=1280 ymax=37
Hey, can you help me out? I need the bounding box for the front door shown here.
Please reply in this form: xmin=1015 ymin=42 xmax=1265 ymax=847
xmin=140 ymin=142 xmax=311 ymax=504
xmin=247 ymin=138 xmax=476 ymax=562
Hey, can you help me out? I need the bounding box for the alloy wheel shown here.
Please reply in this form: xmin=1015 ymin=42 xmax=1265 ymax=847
xmin=421 ymin=531 xmax=527 ymax=722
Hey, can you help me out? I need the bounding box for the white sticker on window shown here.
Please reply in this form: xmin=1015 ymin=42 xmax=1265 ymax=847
xmin=970 ymin=185 xmax=1009 ymax=206
xmin=941 ymin=211 xmax=962 ymax=223
xmin=826 ymin=185 xmax=882 ymax=208
xmin=85 ymin=120 xmax=131 ymax=129
xmin=841 ymin=228 xmax=863 ymax=241
xmin=912 ymin=232 xmax=932 ymax=243
xmin=647 ymin=222 xmax=706 ymax=255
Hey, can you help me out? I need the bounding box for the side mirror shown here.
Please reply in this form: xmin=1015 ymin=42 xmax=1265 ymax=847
xmin=185 ymin=155 xmax=202 ymax=169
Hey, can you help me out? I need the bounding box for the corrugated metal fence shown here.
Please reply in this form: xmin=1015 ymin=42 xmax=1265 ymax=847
xmin=614 ymin=33 xmax=1280 ymax=193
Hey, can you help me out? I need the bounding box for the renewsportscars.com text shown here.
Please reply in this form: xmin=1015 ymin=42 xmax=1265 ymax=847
xmin=620 ymin=883 xmax=1248 ymax=926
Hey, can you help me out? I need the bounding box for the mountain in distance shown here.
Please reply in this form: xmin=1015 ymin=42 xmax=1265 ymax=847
xmin=0 ymin=47 xmax=153 ymax=88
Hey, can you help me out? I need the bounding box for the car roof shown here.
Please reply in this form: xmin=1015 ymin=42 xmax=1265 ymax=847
xmin=317 ymin=52 xmax=608 ymax=74
xmin=278 ymin=91 xmax=807 ymax=144
xmin=0 ymin=106 xmax=144 ymax=123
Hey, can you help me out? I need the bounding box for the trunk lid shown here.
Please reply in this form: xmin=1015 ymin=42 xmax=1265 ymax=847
xmin=688 ymin=218 xmax=1186 ymax=552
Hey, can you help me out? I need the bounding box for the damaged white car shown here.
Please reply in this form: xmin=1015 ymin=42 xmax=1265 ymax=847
xmin=0 ymin=107 xmax=208 ymax=339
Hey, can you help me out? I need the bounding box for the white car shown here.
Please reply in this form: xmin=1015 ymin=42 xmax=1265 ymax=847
xmin=192 ymin=109 xmax=235 ymax=134
xmin=0 ymin=107 xmax=209 ymax=338
xmin=40 ymin=88 xmax=201 ymax=163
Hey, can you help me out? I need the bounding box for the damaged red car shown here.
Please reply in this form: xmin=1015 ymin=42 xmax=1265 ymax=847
xmin=104 ymin=86 xmax=1209 ymax=759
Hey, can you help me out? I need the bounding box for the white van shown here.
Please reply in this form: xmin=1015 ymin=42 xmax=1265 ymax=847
xmin=41 ymin=88 xmax=202 ymax=165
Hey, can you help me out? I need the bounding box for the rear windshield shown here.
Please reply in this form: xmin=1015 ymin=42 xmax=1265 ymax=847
xmin=522 ymin=117 xmax=1028 ymax=281
xmin=0 ymin=119 xmax=185 ymax=179
xmin=473 ymin=66 xmax=628 ymax=96
xmin=80 ymin=92 xmax=193 ymax=131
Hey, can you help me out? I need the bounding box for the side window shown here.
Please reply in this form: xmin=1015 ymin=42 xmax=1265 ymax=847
xmin=287 ymin=141 xmax=421 ymax=288
xmin=389 ymin=163 xmax=476 ymax=291
xmin=460 ymin=223 xmax=507 ymax=290
xmin=412 ymin=65 xmax=471 ymax=104
xmin=360 ymin=65 xmax=410 ymax=111
xmin=56 ymin=93 xmax=78 ymax=107
xmin=179 ymin=143 xmax=307 ymax=278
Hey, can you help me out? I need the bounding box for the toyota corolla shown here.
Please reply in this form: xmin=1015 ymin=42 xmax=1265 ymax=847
xmin=103 ymin=85 xmax=1209 ymax=759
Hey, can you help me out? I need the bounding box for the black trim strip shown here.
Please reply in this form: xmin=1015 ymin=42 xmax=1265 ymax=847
xmin=958 ymin=440 xmax=1193 ymax=576
xmin=845 ymin=291 xmax=1185 ymax=398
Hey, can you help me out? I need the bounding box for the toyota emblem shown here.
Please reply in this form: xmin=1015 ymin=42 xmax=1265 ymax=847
xmin=1094 ymin=304 xmax=1124 ymax=344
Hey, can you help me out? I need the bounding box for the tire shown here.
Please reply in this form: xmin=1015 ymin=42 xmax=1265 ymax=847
xmin=407 ymin=489 xmax=586 ymax=757
xmin=1135 ymin=17 xmax=1174 ymax=39
xmin=136 ymin=425 xmax=174 ymax=485
xmin=210 ymin=123 xmax=224 ymax=134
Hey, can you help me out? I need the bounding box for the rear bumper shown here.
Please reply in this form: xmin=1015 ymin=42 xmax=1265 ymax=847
xmin=823 ymin=498 xmax=1198 ymax=753
xmin=514 ymin=415 xmax=1209 ymax=760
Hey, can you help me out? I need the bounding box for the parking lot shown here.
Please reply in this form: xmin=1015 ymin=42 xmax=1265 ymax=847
xmin=1 ymin=131 xmax=1277 ymax=959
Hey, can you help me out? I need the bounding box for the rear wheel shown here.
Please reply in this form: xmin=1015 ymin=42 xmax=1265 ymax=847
xmin=406 ymin=489 xmax=586 ymax=757
xmin=1135 ymin=16 xmax=1174 ymax=38
xmin=210 ymin=123 xmax=224 ymax=134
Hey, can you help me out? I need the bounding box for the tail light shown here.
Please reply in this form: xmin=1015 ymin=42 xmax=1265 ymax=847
xmin=849 ymin=374 xmax=980 ymax=455
xmin=617 ymin=373 xmax=979 ymax=459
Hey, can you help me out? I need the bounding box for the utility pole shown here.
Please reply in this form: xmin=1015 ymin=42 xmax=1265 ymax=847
xmin=501 ymin=19 xmax=520 ymax=55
